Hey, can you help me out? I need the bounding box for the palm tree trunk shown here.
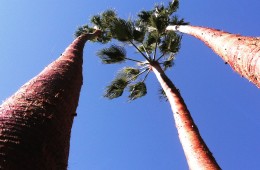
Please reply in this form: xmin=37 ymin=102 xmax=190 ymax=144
xmin=151 ymin=62 xmax=221 ymax=170
xmin=0 ymin=33 xmax=94 ymax=169
xmin=167 ymin=25 xmax=260 ymax=88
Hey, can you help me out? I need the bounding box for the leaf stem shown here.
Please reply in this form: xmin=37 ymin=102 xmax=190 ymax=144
xmin=141 ymin=43 xmax=151 ymax=60
xmin=156 ymin=53 xmax=165 ymax=62
xmin=129 ymin=40 xmax=151 ymax=62
xmin=153 ymin=33 xmax=159 ymax=60
xmin=125 ymin=57 xmax=143 ymax=63
xmin=142 ymin=69 xmax=151 ymax=83
xmin=127 ymin=68 xmax=149 ymax=83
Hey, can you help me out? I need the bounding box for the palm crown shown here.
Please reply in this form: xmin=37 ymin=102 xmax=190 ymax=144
xmin=76 ymin=0 xmax=188 ymax=101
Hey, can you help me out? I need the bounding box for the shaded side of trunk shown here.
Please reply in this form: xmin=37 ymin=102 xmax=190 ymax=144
xmin=151 ymin=62 xmax=221 ymax=170
xmin=0 ymin=34 xmax=89 ymax=170
xmin=167 ymin=25 xmax=260 ymax=88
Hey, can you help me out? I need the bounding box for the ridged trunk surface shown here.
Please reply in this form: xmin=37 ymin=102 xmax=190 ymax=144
xmin=167 ymin=25 xmax=260 ymax=88
xmin=0 ymin=34 xmax=89 ymax=169
xmin=151 ymin=62 xmax=221 ymax=170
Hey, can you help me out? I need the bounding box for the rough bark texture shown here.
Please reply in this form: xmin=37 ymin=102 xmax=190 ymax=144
xmin=151 ymin=62 xmax=221 ymax=170
xmin=0 ymin=34 xmax=89 ymax=169
xmin=167 ymin=25 xmax=260 ymax=88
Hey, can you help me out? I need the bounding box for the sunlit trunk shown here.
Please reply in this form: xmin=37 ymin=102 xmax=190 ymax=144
xmin=0 ymin=33 xmax=94 ymax=169
xmin=151 ymin=62 xmax=221 ymax=170
xmin=167 ymin=25 xmax=260 ymax=88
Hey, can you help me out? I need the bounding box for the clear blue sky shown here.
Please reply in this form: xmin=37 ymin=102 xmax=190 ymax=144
xmin=0 ymin=0 xmax=260 ymax=169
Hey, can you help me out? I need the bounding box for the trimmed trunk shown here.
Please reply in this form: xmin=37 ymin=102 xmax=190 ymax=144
xmin=0 ymin=34 xmax=90 ymax=169
xmin=151 ymin=62 xmax=221 ymax=170
xmin=167 ymin=25 xmax=260 ymax=88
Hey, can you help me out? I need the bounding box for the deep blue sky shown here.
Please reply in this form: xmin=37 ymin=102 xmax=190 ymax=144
xmin=0 ymin=1 xmax=260 ymax=169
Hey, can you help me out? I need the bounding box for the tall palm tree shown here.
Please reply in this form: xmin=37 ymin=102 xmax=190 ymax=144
xmin=0 ymin=29 xmax=100 ymax=169
xmin=167 ymin=25 xmax=260 ymax=88
xmin=89 ymin=1 xmax=221 ymax=169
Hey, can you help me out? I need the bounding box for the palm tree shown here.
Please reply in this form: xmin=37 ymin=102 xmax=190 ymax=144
xmin=166 ymin=25 xmax=260 ymax=88
xmin=89 ymin=1 xmax=221 ymax=169
xmin=0 ymin=29 xmax=100 ymax=169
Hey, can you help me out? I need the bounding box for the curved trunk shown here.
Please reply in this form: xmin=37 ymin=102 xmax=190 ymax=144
xmin=0 ymin=34 xmax=90 ymax=169
xmin=151 ymin=62 xmax=221 ymax=170
xmin=167 ymin=25 xmax=260 ymax=88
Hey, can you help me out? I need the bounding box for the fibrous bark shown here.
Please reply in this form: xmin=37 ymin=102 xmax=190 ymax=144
xmin=0 ymin=34 xmax=90 ymax=170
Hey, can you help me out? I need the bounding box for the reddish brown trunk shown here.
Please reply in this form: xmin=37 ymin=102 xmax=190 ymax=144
xmin=167 ymin=25 xmax=260 ymax=88
xmin=0 ymin=34 xmax=89 ymax=169
xmin=151 ymin=62 xmax=221 ymax=170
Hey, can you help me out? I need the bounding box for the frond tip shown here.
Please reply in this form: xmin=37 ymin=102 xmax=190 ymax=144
xmin=104 ymin=78 xmax=128 ymax=99
xmin=128 ymin=82 xmax=147 ymax=101
xmin=97 ymin=45 xmax=126 ymax=64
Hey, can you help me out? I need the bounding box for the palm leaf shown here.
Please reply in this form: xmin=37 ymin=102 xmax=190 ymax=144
xmin=97 ymin=45 xmax=126 ymax=64
xmin=167 ymin=0 xmax=179 ymax=15
xmin=74 ymin=25 xmax=95 ymax=37
xmin=169 ymin=15 xmax=189 ymax=25
xmin=91 ymin=10 xmax=117 ymax=29
xmin=118 ymin=67 xmax=140 ymax=81
xmin=110 ymin=18 xmax=134 ymax=41
xmin=159 ymin=32 xmax=181 ymax=54
xmin=149 ymin=14 xmax=169 ymax=34
xmin=137 ymin=10 xmax=153 ymax=24
xmin=162 ymin=53 xmax=175 ymax=71
xmin=133 ymin=27 xmax=145 ymax=43
xmin=128 ymin=82 xmax=147 ymax=100
xmin=104 ymin=78 xmax=128 ymax=99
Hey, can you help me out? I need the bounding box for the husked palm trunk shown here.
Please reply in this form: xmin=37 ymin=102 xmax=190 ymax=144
xmin=151 ymin=62 xmax=221 ymax=170
xmin=0 ymin=34 xmax=89 ymax=169
xmin=167 ymin=25 xmax=260 ymax=88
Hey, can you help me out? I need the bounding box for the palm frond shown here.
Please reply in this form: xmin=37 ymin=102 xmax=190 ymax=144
xmin=110 ymin=18 xmax=134 ymax=41
xmin=133 ymin=27 xmax=145 ymax=43
xmin=97 ymin=45 xmax=126 ymax=64
xmin=159 ymin=32 xmax=181 ymax=54
xmin=74 ymin=25 xmax=95 ymax=38
xmin=169 ymin=15 xmax=189 ymax=25
xmin=149 ymin=14 xmax=169 ymax=34
xmin=162 ymin=53 xmax=175 ymax=71
xmin=118 ymin=67 xmax=140 ymax=81
xmin=138 ymin=44 xmax=154 ymax=54
xmin=91 ymin=10 xmax=117 ymax=29
xmin=137 ymin=10 xmax=153 ymax=24
xmin=128 ymin=82 xmax=147 ymax=100
xmin=104 ymin=77 xmax=128 ymax=99
xmin=167 ymin=0 xmax=179 ymax=15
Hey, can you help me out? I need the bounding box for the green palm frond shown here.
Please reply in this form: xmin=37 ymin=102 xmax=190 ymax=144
xmin=133 ymin=27 xmax=145 ymax=43
xmin=74 ymin=25 xmax=95 ymax=38
xmin=97 ymin=45 xmax=126 ymax=64
xmin=169 ymin=15 xmax=189 ymax=25
xmin=167 ymin=0 xmax=179 ymax=15
xmin=137 ymin=10 xmax=153 ymax=24
xmin=110 ymin=18 xmax=134 ymax=41
xmin=138 ymin=44 xmax=154 ymax=54
xmin=128 ymin=82 xmax=147 ymax=100
xmin=162 ymin=53 xmax=175 ymax=71
xmin=91 ymin=10 xmax=117 ymax=29
xmin=159 ymin=32 xmax=181 ymax=54
xmin=118 ymin=67 xmax=140 ymax=81
xmin=146 ymin=32 xmax=159 ymax=46
xmin=149 ymin=14 xmax=169 ymax=34
xmin=104 ymin=77 xmax=128 ymax=99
